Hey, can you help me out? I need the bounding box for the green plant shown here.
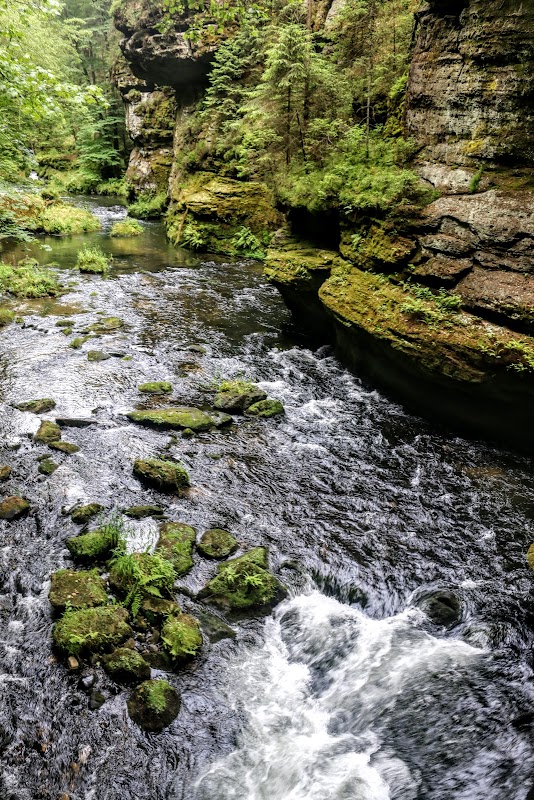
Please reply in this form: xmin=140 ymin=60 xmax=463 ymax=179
xmin=128 ymin=192 xmax=168 ymax=220
xmin=180 ymin=222 xmax=207 ymax=250
xmin=231 ymin=226 xmax=265 ymax=259
xmin=76 ymin=246 xmax=111 ymax=274
xmin=0 ymin=261 xmax=62 ymax=298
xmin=108 ymin=551 xmax=176 ymax=618
xmin=469 ymin=165 xmax=485 ymax=194
xmin=110 ymin=218 xmax=143 ymax=237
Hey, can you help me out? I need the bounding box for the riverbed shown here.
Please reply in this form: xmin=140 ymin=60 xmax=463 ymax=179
xmin=1 ymin=197 xmax=534 ymax=800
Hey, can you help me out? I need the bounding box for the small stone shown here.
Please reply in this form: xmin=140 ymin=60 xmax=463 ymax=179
xmin=56 ymin=319 xmax=75 ymax=328
xmin=127 ymin=679 xmax=180 ymax=732
xmin=67 ymin=656 xmax=80 ymax=671
xmin=198 ymin=528 xmax=238 ymax=560
xmin=245 ymin=398 xmax=285 ymax=418
xmin=79 ymin=673 xmax=96 ymax=691
xmin=140 ymin=597 xmax=180 ymax=624
xmin=420 ymin=591 xmax=461 ymax=627
xmin=33 ymin=420 xmax=62 ymax=444
xmin=133 ymin=458 xmax=190 ymax=492
xmin=38 ymin=458 xmax=58 ymax=475
xmin=123 ymin=505 xmax=164 ymax=519
xmin=87 ymin=316 xmax=123 ymax=334
xmin=196 ymin=609 xmax=237 ymax=643
xmin=0 ymin=496 xmax=30 ymax=520
xmin=199 ymin=548 xmax=287 ymax=613
xmin=87 ymin=350 xmax=111 ymax=362
xmin=49 ymin=441 xmax=80 ymax=454
xmin=0 ymin=465 xmax=12 ymax=481
xmin=69 ymin=335 xmax=92 ymax=349
xmin=70 ymin=503 xmax=104 ymax=524
xmin=66 ymin=527 xmax=118 ymax=561
xmin=56 ymin=418 xmax=96 ymax=428
xmin=14 ymin=398 xmax=56 ymax=413
xmin=138 ymin=381 xmax=173 ymax=394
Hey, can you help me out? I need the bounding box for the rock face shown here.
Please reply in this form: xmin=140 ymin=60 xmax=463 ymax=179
xmin=405 ymin=0 xmax=534 ymax=166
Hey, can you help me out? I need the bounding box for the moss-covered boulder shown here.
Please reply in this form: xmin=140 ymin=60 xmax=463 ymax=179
xmin=0 ymin=496 xmax=30 ymax=520
xmin=108 ymin=552 xmax=176 ymax=598
xmin=70 ymin=503 xmax=104 ymax=524
xmin=197 ymin=528 xmax=238 ymax=560
xmin=133 ymin=458 xmax=190 ymax=492
xmin=161 ymin=613 xmax=202 ymax=663
xmin=14 ymin=398 xmax=56 ymax=413
xmin=66 ymin=527 xmax=118 ymax=561
xmin=49 ymin=568 xmax=108 ymax=611
xmin=127 ymin=679 xmax=180 ymax=732
xmin=156 ymin=522 xmax=196 ymax=575
xmin=103 ymin=647 xmax=151 ymax=683
xmin=199 ymin=548 xmax=286 ymax=613
xmin=0 ymin=465 xmax=12 ymax=481
xmin=141 ymin=596 xmax=180 ymax=624
xmin=38 ymin=458 xmax=58 ymax=475
xmin=33 ymin=420 xmax=62 ymax=444
xmin=138 ymin=381 xmax=172 ymax=394
xmin=213 ymin=381 xmax=267 ymax=413
xmin=87 ymin=316 xmax=123 ymax=334
xmin=87 ymin=350 xmax=111 ymax=362
xmin=123 ymin=505 xmax=164 ymax=519
xmin=127 ymin=407 xmax=216 ymax=431
xmin=245 ymin=399 xmax=284 ymax=418
xmin=49 ymin=441 xmax=80 ymax=454
xmin=53 ymin=606 xmax=132 ymax=656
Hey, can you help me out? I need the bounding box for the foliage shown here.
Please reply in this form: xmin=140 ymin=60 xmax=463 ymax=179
xmin=0 ymin=307 xmax=14 ymax=326
xmin=400 ymin=283 xmax=463 ymax=326
xmin=76 ymin=245 xmax=110 ymax=273
xmin=109 ymin=551 xmax=176 ymax=619
xmin=127 ymin=192 xmax=168 ymax=219
xmin=110 ymin=218 xmax=143 ymax=237
xmin=231 ymin=226 xmax=265 ymax=259
xmin=40 ymin=203 xmax=101 ymax=234
xmin=0 ymin=259 xmax=62 ymax=297
xmin=180 ymin=221 xmax=207 ymax=250
xmin=469 ymin=165 xmax=485 ymax=194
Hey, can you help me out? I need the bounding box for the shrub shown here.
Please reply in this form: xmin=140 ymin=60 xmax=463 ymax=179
xmin=231 ymin=226 xmax=265 ymax=259
xmin=180 ymin=222 xmax=206 ymax=250
xmin=110 ymin=218 xmax=143 ymax=237
xmin=76 ymin=246 xmax=111 ymax=274
xmin=0 ymin=260 xmax=62 ymax=297
xmin=40 ymin=203 xmax=101 ymax=235
xmin=127 ymin=192 xmax=167 ymax=220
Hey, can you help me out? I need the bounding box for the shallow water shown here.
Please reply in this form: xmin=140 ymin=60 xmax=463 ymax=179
xmin=1 ymin=197 xmax=534 ymax=799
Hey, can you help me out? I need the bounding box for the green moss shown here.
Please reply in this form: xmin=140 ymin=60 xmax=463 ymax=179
xmin=0 ymin=261 xmax=62 ymax=298
xmin=38 ymin=457 xmax=58 ymax=475
xmin=66 ymin=524 xmax=120 ymax=561
xmin=69 ymin=335 xmax=93 ymax=349
xmin=127 ymin=679 xmax=180 ymax=732
xmin=40 ymin=204 xmax=101 ymax=235
xmin=245 ymin=399 xmax=284 ymax=418
xmin=0 ymin=465 xmax=12 ymax=480
xmin=110 ymin=218 xmax=143 ymax=237
xmin=161 ymin=613 xmax=202 ymax=661
xmin=340 ymin=224 xmax=415 ymax=269
xmin=70 ymin=503 xmax=104 ymax=524
xmin=201 ymin=550 xmax=286 ymax=611
xmin=48 ymin=441 xmax=80 ymax=454
xmin=53 ymin=605 xmax=132 ymax=656
xmin=156 ymin=522 xmax=196 ymax=575
xmin=133 ymin=458 xmax=191 ymax=492
xmin=0 ymin=308 xmax=15 ymax=326
xmin=33 ymin=420 xmax=62 ymax=444
xmin=49 ymin=568 xmax=108 ymax=610
xmin=87 ymin=350 xmax=110 ymax=362
xmin=527 ymin=543 xmax=534 ymax=571
xmin=128 ymin=407 xmax=215 ymax=431
xmin=76 ymin=246 xmax=111 ymax=274
xmin=123 ymin=505 xmax=164 ymax=519
xmin=87 ymin=316 xmax=123 ymax=334
xmin=103 ymin=647 xmax=151 ymax=683
xmin=0 ymin=495 xmax=30 ymax=520
xmin=197 ymin=528 xmax=238 ymax=559
xmin=213 ymin=381 xmax=267 ymax=413
xmin=14 ymin=398 xmax=56 ymax=413
xmin=138 ymin=381 xmax=172 ymax=394
xmin=108 ymin=552 xmax=176 ymax=612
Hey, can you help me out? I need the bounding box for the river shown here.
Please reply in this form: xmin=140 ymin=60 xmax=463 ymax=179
xmin=1 ymin=197 xmax=534 ymax=799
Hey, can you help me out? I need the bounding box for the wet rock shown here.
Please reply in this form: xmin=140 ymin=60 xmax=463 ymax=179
xmin=182 ymin=427 xmax=195 ymax=439
xmin=33 ymin=420 xmax=62 ymax=444
xmin=245 ymin=399 xmax=284 ymax=418
xmin=0 ymin=465 xmax=12 ymax=481
xmin=197 ymin=528 xmax=238 ymax=560
xmin=14 ymin=398 xmax=56 ymax=413
xmin=133 ymin=458 xmax=190 ymax=492
xmin=0 ymin=495 xmax=30 ymax=520
xmin=188 ymin=344 xmax=206 ymax=354
xmin=123 ymin=504 xmax=164 ymax=519
xmin=67 ymin=656 xmax=80 ymax=671
xmin=143 ymin=650 xmax=174 ymax=671
xmin=128 ymin=407 xmax=216 ymax=432
xmin=38 ymin=458 xmax=58 ymax=475
xmin=87 ymin=316 xmax=124 ymax=334
xmin=69 ymin=335 xmax=93 ymax=349
xmin=89 ymin=689 xmax=106 ymax=710
xmin=66 ymin=527 xmax=118 ymax=561
xmin=70 ymin=503 xmax=104 ymax=524
xmin=49 ymin=441 xmax=80 ymax=454
xmin=156 ymin=522 xmax=196 ymax=575
xmin=53 ymin=606 xmax=132 ymax=656
xmin=420 ymin=590 xmax=462 ymax=627
xmin=56 ymin=319 xmax=75 ymax=328
xmin=56 ymin=418 xmax=96 ymax=428
xmin=78 ymin=673 xmax=96 ymax=691
xmin=161 ymin=613 xmax=202 ymax=663
xmin=49 ymin=569 xmax=108 ymax=611
xmin=138 ymin=381 xmax=173 ymax=394
xmin=141 ymin=596 xmax=180 ymax=624
xmin=213 ymin=381 xmax=267 ymax=413
xmin=127 ymin=679 xmax=180 ymax=732
xmin=199 ymin=548 xmax=287 ymax=613
xmin=103 ymin=647 xmax=151 ymax=683
xmin=196 ymin=609 xmax=237 ymax=643
xmin=87 ymin=350 xmax=111 ymax=362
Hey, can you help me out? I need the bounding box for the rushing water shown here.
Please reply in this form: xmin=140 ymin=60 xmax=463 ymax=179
xmin=1 ymin=197 xmax=534 ymax=799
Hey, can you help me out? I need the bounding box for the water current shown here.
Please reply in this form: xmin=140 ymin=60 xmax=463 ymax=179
xmin=1 ymin=197 xmax=534 ymax=799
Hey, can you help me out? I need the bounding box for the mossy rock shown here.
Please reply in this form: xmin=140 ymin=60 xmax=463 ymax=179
xmin=0 ymin=465 xmax=12 ymax=481
xmin=67 ymin=527 xmax=117 ymax=561
xmin=33 ymin=420 xmax=62 ymax=444
xmin=138 ymin=381 xmax=172 ymax=394
xmin=161 ymin=613 xmax=202 ymax=663
xmin=39 ymin=458 xmax=58 ymax=475
xmin=49 ymin=441 xmax=80 ymax=454
xmin=53 ymin=606 xmax=132 ymax=656
xmin=87 ymin=350 xmax=111 ymax=362
xmin=213 ymin=381 xmax=267 ymax=413
xmin=70 ymin=503 xmax=104 ymax=524
xmin=14 ymin=398 xmax=56 ymax=413
xmin=133 ymin=458 xmax=190 ymax=492
xmin=69 ymin=335 xmax=93 ymax=349
xmin=199 ymin=548 xmax=286 ymax=613
xmin=108 ymin=552 xmax=176 ymax=597
xmin=87 ymin=316 xmax=123 ymax=334
xmin=197 ymin=528 xmax=238 ymax=560
xmin=103 ymin=647 xmax=151 ymax=683
xmin=156 ymin=522 xmax=196 ymax=575
xmin=245 ymin=399 xmax=284 ymax=418
xmin=49 ymin=568 xmax=108 ymax=611
xmin=127 ymin=407 xmax=216 ymax=432
xmin=527 ymin=543 xmax=534 ymax=571
xmin=0 ymin=495 xmax=30 ymax=520
xmin=127 ymin=679 xmax=180 ymax=732
xmin=123 ymin=505 xmax=164 ymax=519
xmin=141 ymin=596 xmax=180 ymax=624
